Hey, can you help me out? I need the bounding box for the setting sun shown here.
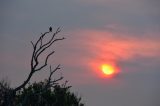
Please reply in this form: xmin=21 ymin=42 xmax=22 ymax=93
xmin=101 ymin=64 xmax=116 ymax=77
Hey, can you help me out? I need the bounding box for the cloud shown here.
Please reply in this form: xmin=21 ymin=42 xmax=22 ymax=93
xmin=62 ymin=28 xmax=160 ymax=76
xmin=72 ymin=29 xmax=159 ymax=57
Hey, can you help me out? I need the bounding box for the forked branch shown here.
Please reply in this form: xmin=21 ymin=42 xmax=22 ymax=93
xmin=14 ymin=27 xmax=65 ymax=92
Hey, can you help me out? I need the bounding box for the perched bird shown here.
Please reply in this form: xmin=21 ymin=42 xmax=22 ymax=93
xmin=49 ymin=27 xmax=52 ymax=32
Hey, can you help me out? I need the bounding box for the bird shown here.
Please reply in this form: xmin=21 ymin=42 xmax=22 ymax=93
xmin=49 ymin=27 xmax=52 ymax=32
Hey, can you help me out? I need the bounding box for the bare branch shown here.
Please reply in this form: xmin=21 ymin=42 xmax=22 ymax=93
xmin=48 ymin=65 xmax=61 ymax=82
xmin=50 ymin=76 xmax=63 ymax=84
xmin=41 ymin=27 xmax=60 ymax=49
xmin=34 ymin=28 xmax=61 ymax=58
xmin=30 ymin=41 xmax=35 ymax=49
xmin=40 ymin=36 xmax=43 ymax=47
xmin=35 ymin=51 xmax=55 ymax=71
xmin=14 ymin=27 xmax=64 ymax=92
xmin=43 ymin=64 xmax=63 ymax=90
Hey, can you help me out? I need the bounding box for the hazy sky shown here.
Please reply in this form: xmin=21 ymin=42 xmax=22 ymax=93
xmin=0 ymin=0 xmax=160 ymax=106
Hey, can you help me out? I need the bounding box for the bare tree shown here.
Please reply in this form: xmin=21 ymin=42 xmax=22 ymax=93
xmin=14 ymin=27 xmax=65 ymax=92
xmin=2 ymin=27 xmax=65 ymax=106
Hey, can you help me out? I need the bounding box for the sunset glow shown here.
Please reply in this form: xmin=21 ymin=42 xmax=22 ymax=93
xmin=102 ymin=64 xmax=114 ymax=75
xmin=101 ymin=64 xmax=118 ymax=78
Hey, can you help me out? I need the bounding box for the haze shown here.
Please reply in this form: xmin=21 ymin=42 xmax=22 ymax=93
xmin=0 ymin=0 xmax=160 ymax=106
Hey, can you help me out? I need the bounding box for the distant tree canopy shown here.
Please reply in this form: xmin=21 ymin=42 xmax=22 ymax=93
xmin=15 ymin=81 xmax=84 ymax=106
xmin=0 ymin=27 xmax=84 ymax=106
xmin=0 ymin=80 xmax=84 ymax=106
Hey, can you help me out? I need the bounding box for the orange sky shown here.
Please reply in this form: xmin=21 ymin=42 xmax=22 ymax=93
xmin=66 ymin=29 xmax=160 ymax=78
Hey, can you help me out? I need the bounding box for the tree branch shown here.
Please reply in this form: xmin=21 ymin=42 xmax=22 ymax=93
xmin=14 ymin=27 xmax=64 ymax=92
xmin=45 ymin=65 xmax=63 ymax=89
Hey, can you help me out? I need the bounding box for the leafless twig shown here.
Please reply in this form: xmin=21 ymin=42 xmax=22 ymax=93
xmin=14 ymin=27 xmax=65 ymax=92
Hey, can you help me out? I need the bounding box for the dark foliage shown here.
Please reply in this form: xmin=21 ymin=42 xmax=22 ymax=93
xmin=15 ymin=81 xmax=84 ymax=106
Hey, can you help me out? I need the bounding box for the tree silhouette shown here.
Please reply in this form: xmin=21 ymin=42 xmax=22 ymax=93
xmin=15 ymin=81 xmax=84 ymax=106
xmin=0 ymin=27 xmax=84 ymax=106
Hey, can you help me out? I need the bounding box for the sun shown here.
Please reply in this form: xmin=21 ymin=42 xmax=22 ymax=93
xmin=101 ymin=64 xmax=116 ymax=77
xmin=89 ymin=61 xmax=119 ymax=78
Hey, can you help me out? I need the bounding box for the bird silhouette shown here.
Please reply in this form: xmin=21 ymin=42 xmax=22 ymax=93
xmin=49 ymin=27 xmax=52 ymax=32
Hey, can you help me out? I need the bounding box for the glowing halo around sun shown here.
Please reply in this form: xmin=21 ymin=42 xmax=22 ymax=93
xmin=102 ymin=64 xmax=114 ymax=75
xmin=100 ymin=64 xmax=119 ymax=78
xmin=89 ymin=61 xmax=119 ymax=78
